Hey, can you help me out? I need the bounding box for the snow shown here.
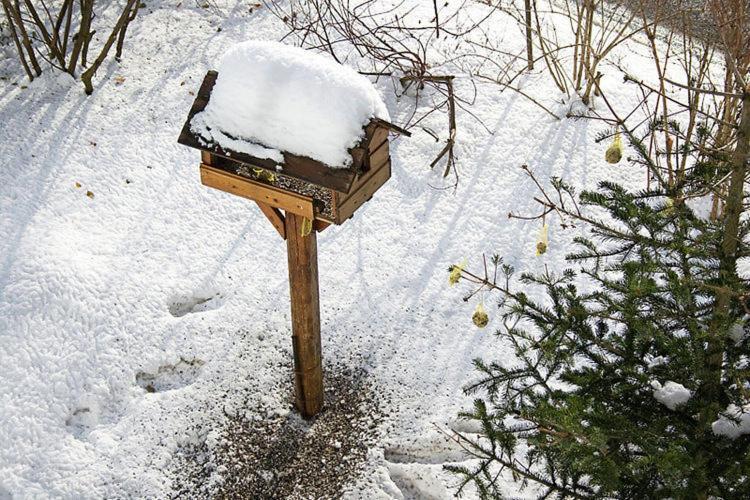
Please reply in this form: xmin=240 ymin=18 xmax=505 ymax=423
xmin=646 ymin=355 xmax=668 ymax=368
xmin=651 ymin=381 xmax=692 ymax=410
xmin=729 ymin=317 xmax=748 ymax=345
xmin=0 ymin=0 xmax=717 ymax=498
xmin=195 ymin=125 xmax=285 ymax=162
xmin=712 ymin=404 xmax=750 ymax=439
xmin=190 ymin=40 xmax=389 ymax=168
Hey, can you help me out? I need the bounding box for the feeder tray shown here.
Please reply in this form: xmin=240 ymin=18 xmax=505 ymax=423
xmin=178 ymin=71 xmax=400 ymax=228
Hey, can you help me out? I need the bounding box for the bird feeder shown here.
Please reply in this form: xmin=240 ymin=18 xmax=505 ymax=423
xmin=178 ymin=56 xmax=407 ymax=418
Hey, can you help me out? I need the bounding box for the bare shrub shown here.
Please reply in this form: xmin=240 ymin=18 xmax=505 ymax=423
xmin=570 ymin=0 xmax=749 ymax=217
xmin=1 ymin=0 xmax=140 ymax=93
xmin=484 ymin=0 xmax=641 ymax=106
xmin=263 ymin=0 xmax=501 ymax=186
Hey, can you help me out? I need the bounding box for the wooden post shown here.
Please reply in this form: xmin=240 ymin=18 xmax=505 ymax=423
xmin=285 ymin=213 xmax=324 ymax=417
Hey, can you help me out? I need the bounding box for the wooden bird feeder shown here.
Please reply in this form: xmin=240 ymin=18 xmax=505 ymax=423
xmin=178 ymin=70 xmax=408 ymax=418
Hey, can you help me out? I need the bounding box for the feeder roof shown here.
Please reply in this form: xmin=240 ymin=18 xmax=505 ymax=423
xmin=189 ymin=41 xmax=389 ymax=169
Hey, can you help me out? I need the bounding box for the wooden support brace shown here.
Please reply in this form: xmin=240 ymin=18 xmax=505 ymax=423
xmin=256 ymin=201 xmax=286 ymax=239
xmin=285 ymin=212 xmax=324 ymax=417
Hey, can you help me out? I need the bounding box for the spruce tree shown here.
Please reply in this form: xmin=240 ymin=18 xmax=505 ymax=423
xmin=448 ymin=5 xmax=750 ymax=497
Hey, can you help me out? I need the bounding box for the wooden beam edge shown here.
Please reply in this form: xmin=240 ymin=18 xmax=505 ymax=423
xmin=199 ymin=164 xmax=315 ymax=219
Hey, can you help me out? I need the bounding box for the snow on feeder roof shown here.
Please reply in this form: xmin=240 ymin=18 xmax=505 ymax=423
xmin=179 ymin=41 xmax=406 ymax=194
xmin=190 ymin=41 xmax=390 ymax=169
xmin=178 ymin=41 xmax=409 ymax=223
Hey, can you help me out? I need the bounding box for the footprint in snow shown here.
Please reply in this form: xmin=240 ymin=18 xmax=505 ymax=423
xmin=383 ymin=432 xmax=469 ymax=464
xmin=66 ymin=407 xmax=97 ymax=439
xmin=135 ymin=358 xmax=204 ymax=393
xmin=65 ymin=393 xmax=114 ymax=439
xmin=445 ymin=417 xmax=483 ymax=435
xmin=168 ymin=290 xmax=225 ymax=317
xmin=385 ymin=462 xmax=451 ymax=500
xmin=382 ymin=422 xmax=477 ymax=499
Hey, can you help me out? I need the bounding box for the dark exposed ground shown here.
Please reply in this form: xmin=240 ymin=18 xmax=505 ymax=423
xmin=172 ymin=365 xmax=386 ymax=499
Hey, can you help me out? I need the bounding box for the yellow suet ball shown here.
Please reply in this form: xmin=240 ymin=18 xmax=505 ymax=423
xmin=300 ymin=217 xmax=313 ymax=237
xmin=605 ymin=130 xmax=623 ymax=164
xmin=449 ymin=259 xmax=466 ymax=286
xmin=536 ymin=224 xmax=549 ymax=256
xmin=472 ymin=303 xmax=489 ymax=328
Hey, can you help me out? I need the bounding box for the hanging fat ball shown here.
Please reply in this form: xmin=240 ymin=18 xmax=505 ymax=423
xmin=536 ymin=224 xmax=549 ymax=256
xmin=472 ymin=303 xmax=489 ymax=328
xmin=605 ymin=129 xmax=623 ymax=164
xmin=659 ymin=197 xmax=675 ymax=217
xmin=448 ymin=258 xmax=467 ymax=286
xmin=300 ymin=217 xmax=313 ymax=237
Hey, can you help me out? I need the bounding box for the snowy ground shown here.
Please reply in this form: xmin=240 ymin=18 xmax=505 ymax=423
xmin=0 ymin=1 xmax=670 ymax=498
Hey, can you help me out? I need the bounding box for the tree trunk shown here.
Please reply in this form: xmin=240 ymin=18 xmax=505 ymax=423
xmin=692 ymin=91 xmax=750 ymax=498
xmin=81 ymin=0 xmax=137 ymax=94
xmin=1 ymin=0 xmax=34 ymax=79
xmin=524 ymin=0 xmax=533 ymax=70
xmin=68 ymin=0 xmax=92 ymax=75
xmin=3 ymin=0 xmax=42 ymax=76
